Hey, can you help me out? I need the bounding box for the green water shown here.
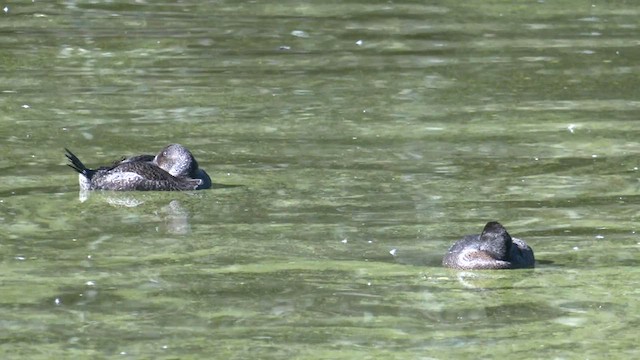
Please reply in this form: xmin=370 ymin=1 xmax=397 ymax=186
xmin=2 ymin=1 xmax=640 ymax=358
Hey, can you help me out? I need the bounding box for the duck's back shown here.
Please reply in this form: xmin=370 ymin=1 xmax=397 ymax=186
xmin=442 ymin=235 xmax=514 ymax=270
xmin=442 ymin=234 xmax=534 ymax=270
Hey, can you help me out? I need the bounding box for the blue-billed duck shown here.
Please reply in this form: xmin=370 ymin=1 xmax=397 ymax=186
xmin=65 ymin=144 xmax=211 ymax=191
xmin=442 ymin=221 xmax=535 ymax=270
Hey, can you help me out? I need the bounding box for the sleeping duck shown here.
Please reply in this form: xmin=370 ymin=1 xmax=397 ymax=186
xmin=442 ymin=221 xmax=535 ymax=270
xmin=65 ymin=144 xmax=211 ymax=191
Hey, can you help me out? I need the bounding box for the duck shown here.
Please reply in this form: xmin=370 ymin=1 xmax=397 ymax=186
xmin=442 ymin=221 xmax=535 ymax=270
xmin=65 ymin=144 xmax=211 ymax=191
xmin=119 ymin=144 xmax=212 ymax=189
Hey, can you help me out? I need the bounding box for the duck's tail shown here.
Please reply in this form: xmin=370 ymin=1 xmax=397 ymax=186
xmin=65 ymin=148 xmax=95 ymax=179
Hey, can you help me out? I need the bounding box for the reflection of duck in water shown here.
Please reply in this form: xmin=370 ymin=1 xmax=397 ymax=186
xmin=65 ymin=144 xmax=211 ymax=191
xmin=443 ymin=221 xmax=534 ymax=270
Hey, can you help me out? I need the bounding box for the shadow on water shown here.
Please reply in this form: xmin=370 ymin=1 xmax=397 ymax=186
xmin=211 ymin=183 xmax=244 ymax=190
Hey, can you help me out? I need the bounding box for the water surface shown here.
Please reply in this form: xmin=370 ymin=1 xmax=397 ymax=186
xmin=1 ymin=1 xmax=640 ymax=359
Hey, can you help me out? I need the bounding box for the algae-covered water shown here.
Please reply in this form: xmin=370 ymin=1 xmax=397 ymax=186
xmin=1 ymin=1 xmax=640 ymax=359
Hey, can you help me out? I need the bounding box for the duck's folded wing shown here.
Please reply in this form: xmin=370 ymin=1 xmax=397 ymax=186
xmin=443 ymin=249 xmax=513 ymax=270
xmin=92 ymin=162 xmax=201 ymax=191
xmin=131 ymin=177 xmax=201 ymax=191
xmin=91 ymin=171 xmax=201 ymax=191
xmin=116 ymin=154 xmax=155 ymax=165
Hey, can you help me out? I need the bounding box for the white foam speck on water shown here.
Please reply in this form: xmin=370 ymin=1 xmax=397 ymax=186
xmin=291 ymin=30 xmax=309 ymax=38
xmin=553 ymin=316 xmax=587 ymax=327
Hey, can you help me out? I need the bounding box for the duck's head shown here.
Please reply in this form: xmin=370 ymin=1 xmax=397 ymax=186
xmin=478 ymin=221 xmax=513 ymax=261
xmin=154 ymin=144 xmax=199 ymax=178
